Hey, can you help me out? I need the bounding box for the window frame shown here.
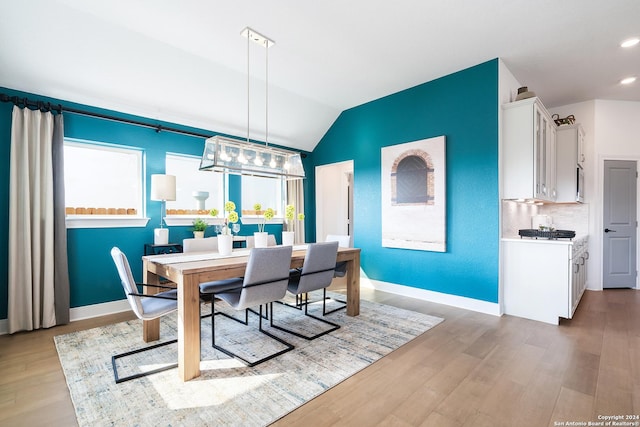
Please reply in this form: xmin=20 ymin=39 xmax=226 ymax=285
xmin=163 ymin=152 xmax=226 ymax=227
xmin=63 ymin=138 xmax=149 ymax=229
xmin=239 ymin=175 xmax=285 ymax=225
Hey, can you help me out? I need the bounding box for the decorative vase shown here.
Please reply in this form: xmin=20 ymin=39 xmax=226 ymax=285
xmin=254 ymin=231 xmax=268 ymax=248
xmin=282 ymin=231 xmax=295 ymax=246
xmin=193 ymin=231 xmax=205 ymax=239
xmin=218 ymin=233 xmax=233 ymax=256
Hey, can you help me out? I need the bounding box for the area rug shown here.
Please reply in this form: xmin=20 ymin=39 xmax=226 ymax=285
xmin=55 ymin=293 xmax=443 ymax=426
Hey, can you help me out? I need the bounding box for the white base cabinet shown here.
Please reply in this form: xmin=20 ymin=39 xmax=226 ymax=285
xmin=502 ymin=237 xmax=588 ymax=325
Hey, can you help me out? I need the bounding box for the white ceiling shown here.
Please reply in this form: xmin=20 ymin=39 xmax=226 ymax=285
xmin=1 ymin=1 xmax=639 ymax=152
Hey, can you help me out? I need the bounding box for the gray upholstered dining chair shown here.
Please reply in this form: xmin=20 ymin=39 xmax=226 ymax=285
xmin=199 ymin=246 xmax=295 ymax=366
xmin=110 ymin=247 xmax=178 ymax=383
xmin=182 ymin=236 xmax=219 ymax=318
xmin=270 ymin=241 xmax=340 ymax=340
xmin=326 ymin=234 xmax=351 ymax=278
xmin=183 ymin=236 xmax=218 ymax=253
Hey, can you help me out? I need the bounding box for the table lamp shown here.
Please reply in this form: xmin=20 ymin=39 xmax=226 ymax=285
xmin=150 ymin=174 xmax=176 ymax=244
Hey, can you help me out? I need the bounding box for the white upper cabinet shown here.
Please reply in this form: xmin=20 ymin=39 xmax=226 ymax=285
xmin=502 ymin=97 xmax=557 ymax=201
xmin=577 ymin=124 xmax=585 ymax=167
xmin=556 ymin=124 xmax=586 ymax=203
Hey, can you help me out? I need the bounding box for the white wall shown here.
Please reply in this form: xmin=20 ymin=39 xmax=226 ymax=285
xmin=550 ymin=100 xmax=640 ymax=290
xmin=498 ymin=59 xmax=523 ymax=313
xmin=498 ymin=60 xmax=522 ymax=105
xmin=500 ymin=59 xmax=640 ymax=296
xmin=594 ymin=100 xmax=640 ymax=290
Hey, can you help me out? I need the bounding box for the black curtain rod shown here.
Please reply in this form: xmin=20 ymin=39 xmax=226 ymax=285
xmin=0 ymin=92 xmax=307 ymax=156
xmin=1 ymin=92 xmax=214 ymax=139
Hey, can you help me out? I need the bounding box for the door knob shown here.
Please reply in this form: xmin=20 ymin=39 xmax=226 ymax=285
xmin=604 ymin=228 xmax=616 ymax=233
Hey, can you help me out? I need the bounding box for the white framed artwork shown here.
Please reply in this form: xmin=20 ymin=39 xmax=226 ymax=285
xmin=381 ymin=135 xmax=446 ymax=252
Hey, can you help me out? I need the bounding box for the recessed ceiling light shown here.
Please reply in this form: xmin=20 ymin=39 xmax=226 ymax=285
xmin=621 ymin=37 xmax=639 ymax=48
xmin=621 ymin=77 xmax=637 ymax=85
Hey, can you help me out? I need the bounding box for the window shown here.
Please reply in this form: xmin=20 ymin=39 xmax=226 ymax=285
xmin=241 ymin=175 xmax=284 ymax=220
xmin=165 ymin=153 xmax=224 ymax=213
xmin=64 ymin=139 xmax=147 ymax=228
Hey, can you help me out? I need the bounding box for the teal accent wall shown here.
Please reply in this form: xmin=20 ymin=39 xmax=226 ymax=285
xmin=313 ymin=59 xmax=500 ymax=302
xmin=0 ymin=87 xmax=314 ymax=319
xmin=0 ymin=58 xmax=498 ymax=320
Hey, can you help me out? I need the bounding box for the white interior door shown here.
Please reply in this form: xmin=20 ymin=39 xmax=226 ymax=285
xmin=315 ymin=161 xmax=353 ymax=242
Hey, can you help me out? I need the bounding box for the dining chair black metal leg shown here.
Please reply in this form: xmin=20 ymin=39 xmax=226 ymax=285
xmin=322 ymin=288 xmax=347 ymax=315
xmin=270 ymin=293 xmax=340 ymax=340
xmin=212 ymin=303 xmax=294 ymax=366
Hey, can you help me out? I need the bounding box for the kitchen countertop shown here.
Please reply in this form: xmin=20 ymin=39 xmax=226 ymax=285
xmin=501 ymin=234 xmax=588 ymax=245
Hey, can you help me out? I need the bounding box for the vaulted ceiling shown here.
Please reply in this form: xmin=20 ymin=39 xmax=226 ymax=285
xmin=2 ymin=1 xmax=639 ymax=151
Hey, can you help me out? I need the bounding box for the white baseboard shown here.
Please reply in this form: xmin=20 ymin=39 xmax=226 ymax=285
xmin=0 ymin=280 xmax=501 ymax=335
xmin=362 ymin=278 xmax=502 ymax=316
xmin=69 ymin=299 xmax=131 ymax=322
xmin=0 ymin=299 xmax=131 ymax=335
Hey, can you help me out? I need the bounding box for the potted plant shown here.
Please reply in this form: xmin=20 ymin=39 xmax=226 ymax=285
xmin=283 ymin=204 xmax=301 ymax=246
xmin=254 ymin=204 xmax=274 ymax=248
xmin=192 ymin=218 xmax=208 ymax=238
xmin=215 ymin=201 xmax=238 ymax=255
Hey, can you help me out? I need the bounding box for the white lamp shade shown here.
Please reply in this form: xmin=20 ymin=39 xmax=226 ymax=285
xmin=151 ymin=174 xmax=176 ymax=201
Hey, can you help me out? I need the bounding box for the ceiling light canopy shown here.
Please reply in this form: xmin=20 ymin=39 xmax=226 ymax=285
xmin=621 ymin=37 xmax=640 ymax=48
xmin=620 ymin=76 xmax=637 ymax=85
xmin=200 ymin=27 xmax=305 ymax=180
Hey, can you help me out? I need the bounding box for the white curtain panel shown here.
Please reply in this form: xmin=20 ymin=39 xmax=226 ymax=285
xmin=8 ymin=106 xmax=56 ymax=333
xmin=286 ymin=179 xmax=305 ymax=244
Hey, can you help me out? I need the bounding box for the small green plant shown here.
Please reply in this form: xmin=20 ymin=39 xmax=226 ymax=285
xmin=192 ymin=218 xmax=208 ymax=232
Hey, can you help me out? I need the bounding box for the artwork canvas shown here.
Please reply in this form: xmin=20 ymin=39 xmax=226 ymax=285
xmin=381 ymin=136 xmax=446 ymax=252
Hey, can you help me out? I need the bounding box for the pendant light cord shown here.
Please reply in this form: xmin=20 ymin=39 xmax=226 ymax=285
xmin=265 ymin=37 xmax=269 ymax=148
xmin=246 ymin=29 xmax=250 ymax=145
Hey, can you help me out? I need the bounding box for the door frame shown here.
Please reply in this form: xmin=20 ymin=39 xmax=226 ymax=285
xmin=597 ymin=155 xmax=640 ymax=290
xmin=315 ymin=160 xmax=354 ymax=243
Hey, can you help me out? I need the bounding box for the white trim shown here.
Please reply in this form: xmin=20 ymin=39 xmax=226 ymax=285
xmin=165 ymin=216 xmax=287 ymax=227
xmin=164 ymin=215 xmax=223 ymax=227
xmin=362 ymin=277 xmax=501 ymax=316
xmin=0 ymin=279 xmax=501 ymax=335
xmin=66 ymin=216 xmax=150 ymax=229
xmin=240 ymin=216 xmax=284 ymax=225
xmin=597 ymin=154 xmax=640 ymax=290
xmin=0 ymin=299 xmax=132 ymax=335
xmin=69 ymin=299 xmax=132 ymax=322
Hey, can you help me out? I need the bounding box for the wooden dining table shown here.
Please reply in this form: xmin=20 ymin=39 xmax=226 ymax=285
xmin=142 ymin=245 xmax=361 ymax=381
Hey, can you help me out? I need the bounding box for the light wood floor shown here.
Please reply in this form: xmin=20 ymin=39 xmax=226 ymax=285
xmin=1 ymin=288 xmax=638 ymax=427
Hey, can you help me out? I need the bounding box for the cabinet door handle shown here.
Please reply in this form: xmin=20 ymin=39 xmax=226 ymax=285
xmin=580 ymin=256 xmax=585 ymax=265
xmin=585 ymin=251 xmax=589 ymax=260
xmin=604 ymin=228 xmax=616 ymax=233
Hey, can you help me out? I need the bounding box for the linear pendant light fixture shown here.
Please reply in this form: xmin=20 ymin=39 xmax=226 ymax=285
xmin=200 ymin=27 xmax=305 ymax=180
